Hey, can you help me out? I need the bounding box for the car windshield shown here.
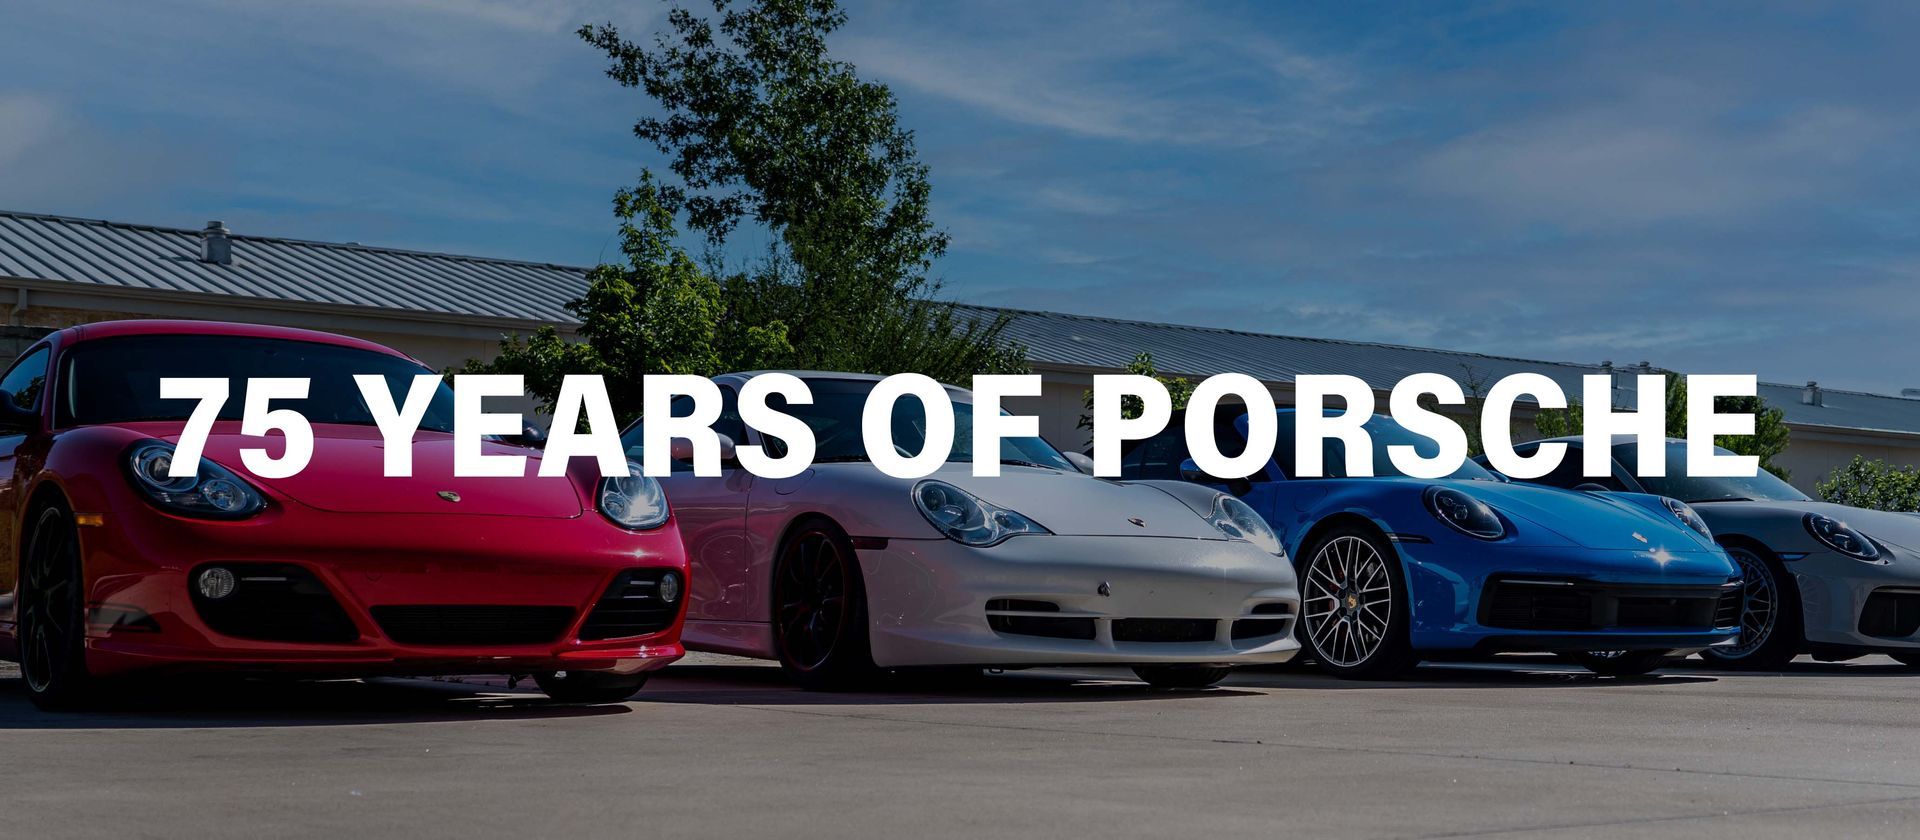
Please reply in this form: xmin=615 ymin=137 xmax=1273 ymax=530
xmin=1613 ymin=441 xmax=1808 ymax=503
xmin=1273 ymin=412 xmax=1498 ymax=481
xmin=57 ymin=334 xmax=457 ymax=432
xmin=621 ymin=377 xmax=1075 ymax=470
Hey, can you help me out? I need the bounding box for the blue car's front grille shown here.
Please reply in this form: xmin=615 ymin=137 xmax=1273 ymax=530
xmin=1480 ymin=578 xmax=1735 ymax=632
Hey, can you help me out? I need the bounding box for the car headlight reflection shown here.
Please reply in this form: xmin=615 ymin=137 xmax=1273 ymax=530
xmin=1805 ymin=512 xmax=1880 ymax=561
xmin=126 ymin=440 xmax=266 ymax=519
xmin=1662 ymin=497 xmax=1713 ymax=540
xmin=913 ymin=480 xmax=1049 ymax=547
xmin=599 ymin=462 xmax=670 ymax=530
xmin=1208 ymin=494 xmax=1285 ymax=557
xmin=1424 ymin=486 xmax=1505 ymax=540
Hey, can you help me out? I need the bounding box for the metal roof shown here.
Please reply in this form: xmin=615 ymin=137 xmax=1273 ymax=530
xmin=957 ymin=303 xmax=1602 ymax=392
xmin=0 ymin=210 xmax=590 ymax=326
xmin=957 ymin=304 xmax=1920 ymax=437
xmin=6 ymin=210 xmax=1915 ymax=436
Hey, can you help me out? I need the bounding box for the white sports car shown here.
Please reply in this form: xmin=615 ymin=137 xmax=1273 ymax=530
xmin=625 ymin=372 xmax=1301 ymax=689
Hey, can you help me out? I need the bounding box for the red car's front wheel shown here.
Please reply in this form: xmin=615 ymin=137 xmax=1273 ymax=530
xmin=19 ymin=502 xmax=99 ymax=711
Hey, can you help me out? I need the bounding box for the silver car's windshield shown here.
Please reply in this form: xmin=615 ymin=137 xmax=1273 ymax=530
xmin=1614 ymin=441 xmax=1808 ymax=503
xmin=777 ymin=379 xmax=1074 ymax=469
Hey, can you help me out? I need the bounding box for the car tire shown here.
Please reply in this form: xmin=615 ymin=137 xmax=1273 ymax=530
xmin=771 ymin=517 xmax=878 ymax=691
xmin=1697 ymin=541 xmax=1801 ymax=670
xmin=1294 ymin=523 xmax=1417 ymax=680
xmin=1563 ymin=650 xmax=1673 ymax=676
xmin=1132 ymin=665 xmax=1231 ymax=689
xmin=19 ymin=502 xmax=100 ymax=712
xmin=533 ymin=670 xmax=649 ymax=703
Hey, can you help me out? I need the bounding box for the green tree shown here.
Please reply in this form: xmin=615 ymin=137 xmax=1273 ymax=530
xmin=1817 ymin=456 xmax=1920 ymax=512
xmin=471 ymin=0 xmax=1025 ymax=419
xmin=459 ymin=176 xmax=788 ymax=417
xmin=1078 ymin=352 xmax=1196 ymax=431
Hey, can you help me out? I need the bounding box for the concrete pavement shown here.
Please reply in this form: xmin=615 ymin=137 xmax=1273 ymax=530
xmin=3 ymin=654 xmax=1918 ymax=839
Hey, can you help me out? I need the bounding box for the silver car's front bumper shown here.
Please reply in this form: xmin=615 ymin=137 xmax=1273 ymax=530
xmin=857 ymin=535 xmax=1300 ymax=668
xmin=1793 ymin=548 xmax=1920 ymax=651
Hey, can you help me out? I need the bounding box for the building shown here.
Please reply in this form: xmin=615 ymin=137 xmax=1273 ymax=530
xmin=0 ymin=211 xmax=583 ymax=372
xmin=4 ymin=209 xmax=1916 ymax=493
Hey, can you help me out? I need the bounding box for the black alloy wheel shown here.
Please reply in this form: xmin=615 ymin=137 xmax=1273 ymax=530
xmin=771 ymin=518 xmax=876 ymax=690
xmin=19 ymin=503 xmax=98 ymax=711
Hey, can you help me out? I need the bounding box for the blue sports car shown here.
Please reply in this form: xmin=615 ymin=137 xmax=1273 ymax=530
xmin=1115 ymin=409 xmax=1742 ymax=678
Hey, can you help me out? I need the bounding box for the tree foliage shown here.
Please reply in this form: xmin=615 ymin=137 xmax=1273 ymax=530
xmin=469 ymin=0 xmax=1025 ymax=420
xmin=1078 ymin=352 xmax=1196 ymax=431
xmin=1816 ymin=456 xmax=1920 ymax=512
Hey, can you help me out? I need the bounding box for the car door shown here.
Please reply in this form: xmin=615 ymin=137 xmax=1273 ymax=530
xmin=0 ymin=345 xmax=51 ymax=598
xmin=628 ymin=387 xmax=755 ymax=624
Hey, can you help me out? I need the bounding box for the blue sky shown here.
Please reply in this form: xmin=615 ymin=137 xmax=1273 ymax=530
xmin=4 ymin=1 xmax=1918 ymax=393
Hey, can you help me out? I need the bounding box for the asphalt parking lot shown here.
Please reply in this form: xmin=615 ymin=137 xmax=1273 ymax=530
xmin=4 ymin=654 xmax=1919 ymax=840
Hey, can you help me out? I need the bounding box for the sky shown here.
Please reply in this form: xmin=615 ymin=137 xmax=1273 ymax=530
xmin=4 ymin=1 xmax=1919 ymax=393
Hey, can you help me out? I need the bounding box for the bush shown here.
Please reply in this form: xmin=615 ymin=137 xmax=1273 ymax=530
xmin=1816 ymin=456 xmax=1920 ymax=512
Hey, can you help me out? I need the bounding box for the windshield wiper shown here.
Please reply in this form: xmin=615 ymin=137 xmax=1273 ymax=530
xmin=1000 ymin=458 xmax=1059 ymax=470
xmin=813 ymin=454 xmax=873 ymax=464
xmin=1686 ymin=497 xmax=1753 ymax=503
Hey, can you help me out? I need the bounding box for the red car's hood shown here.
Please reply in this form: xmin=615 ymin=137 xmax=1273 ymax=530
xmin=145 ymin=422 xmax=583 ymax=518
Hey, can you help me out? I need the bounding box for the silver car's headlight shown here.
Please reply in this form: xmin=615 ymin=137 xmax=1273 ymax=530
xmin=599 ymin=463 xmax=670 ymax=530
xmin=1805 ymin=513 xmax=1879 ymax=561
xmin=126 ymin=440 xmax=265 ymax=519
xmin=1208 ymin=494 xmax=1284 ymax=557
xmin=1663 ymin=497 xmax=1713 ymax=540
xmin=1424 ymin=486 xmax=1504 ymax=540
xmin=913 ymin=480 xmax=1049 ymax=547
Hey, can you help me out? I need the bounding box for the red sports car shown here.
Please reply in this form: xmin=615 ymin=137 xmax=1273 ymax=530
xmin=0 ymin=321 xmax=687 ymax=709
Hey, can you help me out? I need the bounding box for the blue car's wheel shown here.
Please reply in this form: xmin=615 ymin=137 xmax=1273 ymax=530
xmin=1297 ymin=525 xmax=1416 ymax=679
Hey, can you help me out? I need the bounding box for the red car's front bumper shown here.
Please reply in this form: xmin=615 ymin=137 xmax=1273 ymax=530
xmin=59 ymin=490 xmax=688 ymax=680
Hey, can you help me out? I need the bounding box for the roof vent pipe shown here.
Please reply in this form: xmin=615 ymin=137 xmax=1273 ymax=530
xmin=1803 ymin=381 xmax=1823 ymax=407
xmin=200 ymin=220 xmax=232 ymax=265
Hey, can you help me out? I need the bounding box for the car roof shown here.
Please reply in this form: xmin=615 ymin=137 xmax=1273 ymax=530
xmin=55 ymin=319 xmax=411 ymax=360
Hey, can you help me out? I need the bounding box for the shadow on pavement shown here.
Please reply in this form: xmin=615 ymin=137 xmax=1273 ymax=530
xmin=0 ymin=674 xmax=629 ymax=729
xmin=642 ymin=664 xmax=1263 ymax=706
xmin=1231 ymin=660 xmax=1718 ymax=690
xmin=1659 ymin=655 xmax=1920 ymax=678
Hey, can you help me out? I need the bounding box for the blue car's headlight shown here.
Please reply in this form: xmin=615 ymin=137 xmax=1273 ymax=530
xmin=600 ymin=463 xmax=670 ymax=530
xmin=1805 ymin=513 xmax=1879 ymax=561
xmin=1662 ymin=498 xmax=1713 ymax=541
xmin=913 ymin=480 xmax=1049 ymax=547
xmin=1424 ymin=486 xmax=1504 ymax=540
xmin=1207 ymin=494 xmax=1285 ymax=557
xmin=125 ymin=440 xmax=266 ymax=519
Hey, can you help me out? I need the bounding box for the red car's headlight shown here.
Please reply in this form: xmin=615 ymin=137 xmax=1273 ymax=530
xmin=125 ymin=440 xmax=266 ymax=519
xmin=599 ymin=462 xmax=669 ymax=530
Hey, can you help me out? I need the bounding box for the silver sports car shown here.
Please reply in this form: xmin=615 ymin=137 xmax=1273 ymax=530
xmin=1489 ymin=437 xmax=1920 ymax=669
xmin=624 ymin=372 xmax=1301 ymax=689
